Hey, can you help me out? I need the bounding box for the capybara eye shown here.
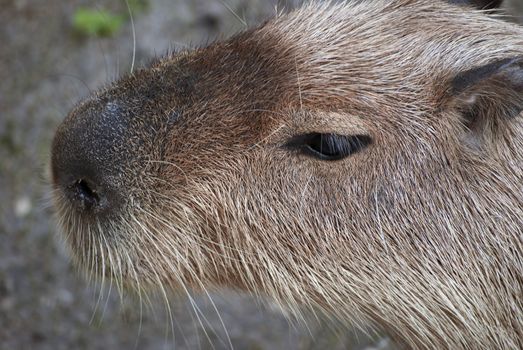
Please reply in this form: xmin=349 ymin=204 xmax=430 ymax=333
xmin=286 ymin=133 xmax=372 ymax=161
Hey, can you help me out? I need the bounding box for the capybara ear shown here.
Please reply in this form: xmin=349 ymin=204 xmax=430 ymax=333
xmin=450 ymin=57 xmax=523 ymax=143
xmin=448 ymin=0 xmax=503 ymax=10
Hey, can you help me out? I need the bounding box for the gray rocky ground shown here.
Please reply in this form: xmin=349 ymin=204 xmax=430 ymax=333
xmin=1 ymin=1 xmax=521 ymax=349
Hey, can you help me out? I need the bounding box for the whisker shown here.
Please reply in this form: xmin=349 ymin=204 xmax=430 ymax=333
xmin=100 ymin=227 xmax=115 ymax=323
xmin=90 ymin=221 xmax=108 ymax=326
xmin=124 ymin=0 xmax=137 ymax=74
xmin=201 ymin=289 xmax=234 ymax=350
xmin=217 ymin=0 xmax=247 ymax=27
xmin=128 ymin=215 xmax=179 ymax=346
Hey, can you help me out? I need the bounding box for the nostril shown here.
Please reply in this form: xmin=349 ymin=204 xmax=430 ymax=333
xmin=77 ymin=179 xmax=98 ymax=202
xmin=67 ymin=178 xmax=105 ymax=211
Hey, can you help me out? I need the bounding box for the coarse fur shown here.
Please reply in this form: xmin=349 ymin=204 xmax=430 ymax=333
xmin=50 ymin=0 xmax=523 ymax=349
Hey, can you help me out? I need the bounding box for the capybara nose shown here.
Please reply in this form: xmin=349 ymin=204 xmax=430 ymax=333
xmin=51 ymin=101 xmax=126 ymax=216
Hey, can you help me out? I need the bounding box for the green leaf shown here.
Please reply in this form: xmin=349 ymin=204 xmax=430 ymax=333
xmin=73 ymin=8 xmax=124 ymax=38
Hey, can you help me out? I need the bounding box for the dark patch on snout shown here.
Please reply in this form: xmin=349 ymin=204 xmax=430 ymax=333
xmin=51 ymin=98 xmax=132 ymax=216
xmin=51 ymin=23 xmax=296 ymax=219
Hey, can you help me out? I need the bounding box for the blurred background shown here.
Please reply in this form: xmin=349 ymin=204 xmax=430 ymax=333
xmin=1 ymin=1 xmax=522 ymax=349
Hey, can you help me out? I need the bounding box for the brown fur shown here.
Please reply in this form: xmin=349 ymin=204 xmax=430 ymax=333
xmin=51 ymin=1 xmax=523 ymax=349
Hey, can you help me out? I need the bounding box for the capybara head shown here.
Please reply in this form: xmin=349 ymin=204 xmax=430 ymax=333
xmin=51 ymin=0 xmax=523 ymax=348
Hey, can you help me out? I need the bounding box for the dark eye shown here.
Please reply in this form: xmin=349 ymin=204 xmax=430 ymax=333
xmin=285 ymin=133 xmax=372 ymax=161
